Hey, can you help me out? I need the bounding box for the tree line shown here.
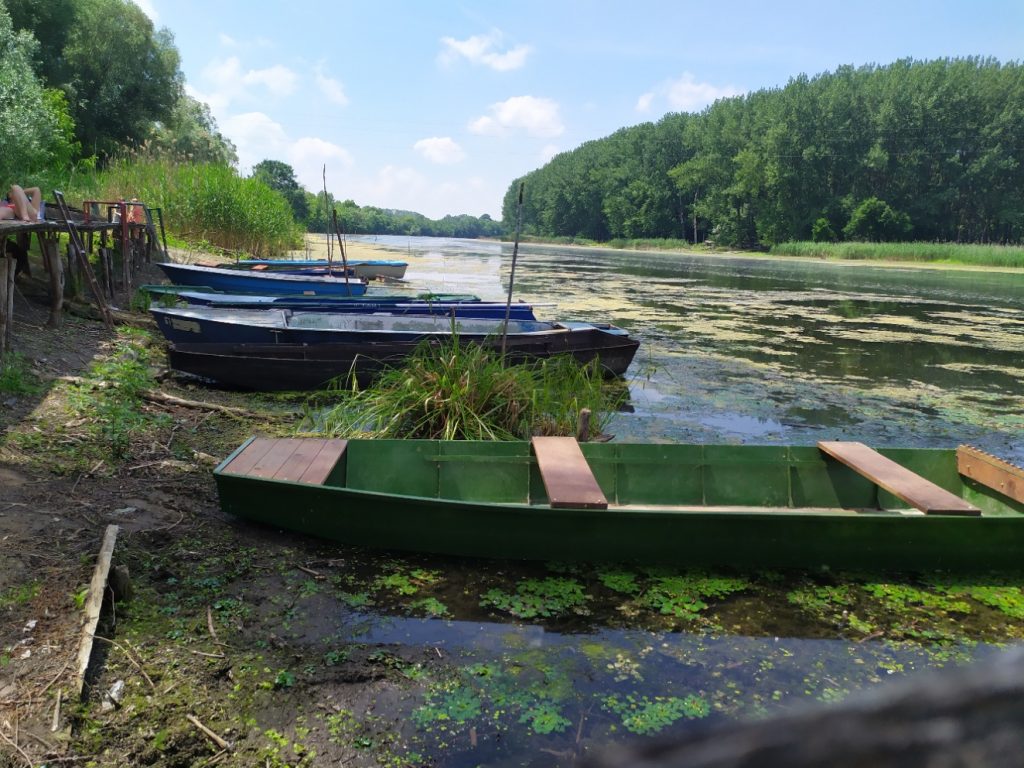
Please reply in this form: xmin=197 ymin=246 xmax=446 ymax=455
xmin=502 ymin=58 xmax=1024 ymax=248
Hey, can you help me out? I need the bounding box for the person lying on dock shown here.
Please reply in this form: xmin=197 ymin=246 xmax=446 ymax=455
xmin=0 ymin=185 xmax=44 ymax=222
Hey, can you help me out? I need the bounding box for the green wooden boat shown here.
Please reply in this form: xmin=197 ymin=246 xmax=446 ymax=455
xmin=213 ymin=437 xmax=1024 ymax=572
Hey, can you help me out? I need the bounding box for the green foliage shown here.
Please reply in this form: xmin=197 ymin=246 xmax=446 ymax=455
xmin=147 ymin=94 xmax=237 ymax=166
xmin=0 ymin=6 xmax=72 ymax=178
xmin=0 ymin=352 xmax=42 ymax=396
xmin=253 ymin=159 xmax=308 ymax=222
xmin=61 ymin=0 xmax=183 ymax=158
xmin=769 ymin=241 xmax=1024 ymax=268
xmin=638 ymin=573 xmax=750 ymax=621
xmin=0 ymin=581 xmax=40 ymax=608
xmin=310 ymin=197 xmax=504 ymax=238
xmin=601 ymin=693 xmax=710 ymax=735
xmin=65 ymin=155 xmax=302 ymax=256
xmin=507 ymin=58 xmax=1024 ymax=247
xmin=310 ymin=336 xmax=623 ymax=440
xmin=65 ymin=328 xmax=167 ymax=460
xmin=480 ymin=577 xmax=590 ymax=619
xmin=843 ymin=197 xmax=912 ymax=241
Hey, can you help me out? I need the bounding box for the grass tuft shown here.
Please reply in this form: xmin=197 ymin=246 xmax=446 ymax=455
xmin=305 ymin=337 xmax=625 ymax=440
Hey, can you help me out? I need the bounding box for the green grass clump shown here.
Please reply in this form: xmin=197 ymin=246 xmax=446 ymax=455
xmin=0 ymin=352 xmax=42 ymax=396
xmin=308 ymin=337 xmax=623 ymax=440
xmin=770 ymin=241 xmax=1024 ymax=269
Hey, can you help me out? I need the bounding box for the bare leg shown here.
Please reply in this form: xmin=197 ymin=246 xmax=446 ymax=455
xmin=8 ymin=185 xmax=38 ymax=222
xmin=0 ymin=205 xmax=14 ymax=221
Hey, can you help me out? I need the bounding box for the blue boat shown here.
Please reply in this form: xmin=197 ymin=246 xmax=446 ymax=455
xmin=174 ymin=291 xmax=538 ymax=320
xmin=150 ymin=306 xmax=637 ymax=358
xmin=155 ymin=262 xmax=369 ymax=297
xmin=233 ymin=258 xmax=408 ymax=280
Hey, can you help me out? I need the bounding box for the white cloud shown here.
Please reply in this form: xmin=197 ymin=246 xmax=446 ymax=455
xmin=439 ymin=31 xmax=531 ymax=72
xmin=289 ymin=138 xmax=354 ymax=192
xmin=469 ymin=96 xmax=564 ymax=138
xmin=222 ymin=112 xmax=290 ymax=173
xmin=314 ymin=64 xmax=349 ymax=107
xmin=219 ymin=33 xmax=237 ymax=47
xmin=413 ymin=137 xmax=465 ymax=164
xmin=195 ymin=57 xmax=298 ymax=113
xmin=635 ymin=92 xmax=655 ymax=113
xmin=664 ymin=72 xmax=741 ymax=112
xmin=133 ymin=0 xmax=158 ymax=22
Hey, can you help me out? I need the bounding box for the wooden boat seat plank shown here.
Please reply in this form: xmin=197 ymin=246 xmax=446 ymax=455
xmin=532 ymin=436 xmax=608 ymax=510
xmin=957 ymin=445 xmax=1024 ymax=504
xmin=247 ymin=438 xmax=305 ymax=479
xmin=220 ymin=437 xmax=278 ymax=477
xmin=818 ymin=441 xmax=980 ymax=516
xmin=297 ymin=439 xmax=349 ymax=485
xmin=273 ymin=439 xmax=334 ymax=483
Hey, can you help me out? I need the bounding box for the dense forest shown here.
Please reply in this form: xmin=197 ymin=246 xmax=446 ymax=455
xmin=503 ymin=58 xmax=1024 ymax=248
xmin=0 ymin=0 xmax=495 ymax=244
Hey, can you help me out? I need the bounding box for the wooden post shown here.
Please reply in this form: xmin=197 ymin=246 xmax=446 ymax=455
xmin=41 ymin=232 xmax=64 ymax=328
xmin=73 ymin=525 xmax=119 ymax=700
xmin=0 ymin=243 xmax=11 ymax=358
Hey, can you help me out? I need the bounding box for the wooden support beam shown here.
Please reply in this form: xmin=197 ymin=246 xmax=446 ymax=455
xmin=41 ymin=232 xmax=64 ymax=328
xmin=818 ymin=441 xmax=980 ymax=516
xmin=0 ymin=247 xmax=11 ymax=357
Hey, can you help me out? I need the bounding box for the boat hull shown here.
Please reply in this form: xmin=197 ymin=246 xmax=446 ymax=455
xmin=155 ymin=262 xmax=368 ymax=296
xmin=214 ymin=440 xmax=1024 ymax=572
xmin=233 ymin=259 xmax=408 ymax=280
xmin=168 ymin=325 xmax=640 ymax=389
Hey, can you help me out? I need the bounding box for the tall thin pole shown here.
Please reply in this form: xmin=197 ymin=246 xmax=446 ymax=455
xmin=332 ymin=209 xmax=350 ymax=289
xmin=322 ymin=165 xmax=332 ymax=266
xmin=500 ymin=182 xmax=525 ymax=358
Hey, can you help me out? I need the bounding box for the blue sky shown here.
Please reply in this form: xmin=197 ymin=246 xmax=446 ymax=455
xmin=134 ymin=1 xmax=1022 ymax=219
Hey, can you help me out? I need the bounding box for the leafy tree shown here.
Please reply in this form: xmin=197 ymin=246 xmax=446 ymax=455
xmin=62 ymin=0 xmax=183 ymax=158
xmin=0 ymin=0 xmax=76 ymax=86
xmin=148 ymin=94 xmax=237 ymax=165
xmin=843 ymin=197 xmax=912 ymax=241
xmin=0 ymin=6 xmax=75 ymax=179
xmin=252 ymin=159 xmax=308 ymax=222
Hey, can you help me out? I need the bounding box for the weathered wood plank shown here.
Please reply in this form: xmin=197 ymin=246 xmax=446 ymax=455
xmin=818 ymin=441 xmax=980 ymax=515
xmin=247 ymin=438 xmax=303 ymax=479
xmin=957 ymin=445 xmax=1024 ymax=504
xmin=74 ymin=525 xmax=119 ymax=699
xmin=297 ymin=439 xmax=348 ymax=485
xmin=532 ymin=436 xmax=608 ymax=510
xmin=219 ymin=437 xmax=277 ymax=477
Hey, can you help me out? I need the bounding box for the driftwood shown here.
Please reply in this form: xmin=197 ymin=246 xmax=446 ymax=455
xmin=585 ymin=646 xmax=1024 ymax=768
xmin=140 ymin=390 xmax=252 ymax=416
xmin=73 ymin=525 xmax=119 ymax=699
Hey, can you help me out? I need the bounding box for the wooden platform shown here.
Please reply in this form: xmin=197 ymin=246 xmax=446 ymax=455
xmin=532 ymin=436 xmax=608 ymax=509
xmin=818 ymin=441 xmax=980 ymax=516
xmin=220 ymin=437 xmax=348 ymax=485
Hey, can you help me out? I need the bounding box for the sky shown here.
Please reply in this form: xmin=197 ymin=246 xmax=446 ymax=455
xmin=133 ymin=1 xmax=1022 ymax=220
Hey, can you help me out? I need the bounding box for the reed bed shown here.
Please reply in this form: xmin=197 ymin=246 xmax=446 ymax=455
xmin=63 ymin=156 xmax=302 ymax=257
xmin=770 ymin=241 xmax=1024 ymax=269
xmin=307 ymin=338 xmax=624 ymax=441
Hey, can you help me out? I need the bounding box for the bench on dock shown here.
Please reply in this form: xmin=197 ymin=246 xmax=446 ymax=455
xmin=818 ymin=441 xmax=980 ymax=516
xmin=532 ymin=436 xmax=608 ymax=509
xmin=220 ymin=437 xmax=348 ymax=485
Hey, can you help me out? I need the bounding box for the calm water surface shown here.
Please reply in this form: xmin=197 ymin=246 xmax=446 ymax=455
xmin=284 ymin=235 xmax=1024 ymax=764
xmin=356 ymin=235 xmax=1024 ymax=462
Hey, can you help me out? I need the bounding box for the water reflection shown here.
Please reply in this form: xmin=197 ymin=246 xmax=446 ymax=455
xmin=356 ymin=236 xmax=1024 ymax=462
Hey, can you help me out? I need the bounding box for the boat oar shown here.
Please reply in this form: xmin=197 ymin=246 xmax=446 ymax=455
xmin=332 ymin=209 xmax=351 ymax=289
xmin=501 ymin=182 xmax=525 ymax=359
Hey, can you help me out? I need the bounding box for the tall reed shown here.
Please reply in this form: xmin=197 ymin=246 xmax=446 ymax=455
xmin=770 ymin=241 xmax=1024 ymax=269
xmin=306 ymin=338 xmax=624 ymax=441
xmin=63 ymin=155 xmax=302 ymax=256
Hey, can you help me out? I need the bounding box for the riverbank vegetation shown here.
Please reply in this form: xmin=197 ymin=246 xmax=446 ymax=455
xmin=770 ymin=241 xmax=1024 ymax=269
xmin=504 ymin=58 xmax=1024 ymax=252
xmin=310 ymin=338 xmax=623 ymax=440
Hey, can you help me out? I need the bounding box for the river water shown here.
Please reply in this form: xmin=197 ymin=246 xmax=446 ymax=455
xmin=286 ymin=235 xmax=1024 ymax=765
xmin=354 ymin=235 xmax=1024 ymax=462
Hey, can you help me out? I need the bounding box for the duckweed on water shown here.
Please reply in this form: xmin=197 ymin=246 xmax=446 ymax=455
xmin=480 ymin=577 xmax=591 ymax=619
xmin=601 ymin=693 xmax=710 ymax=735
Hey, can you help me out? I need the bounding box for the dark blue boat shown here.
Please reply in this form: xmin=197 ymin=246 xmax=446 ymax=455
xmin=155 ymin=262 xmax=369 ymax=297
xmin=176 ymin=291 xmax=538 ymax=320
xmin=232 ymin=258 xmax=408 ymax=280
xmin=150 ymin=306 xmax=638 ymax=374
